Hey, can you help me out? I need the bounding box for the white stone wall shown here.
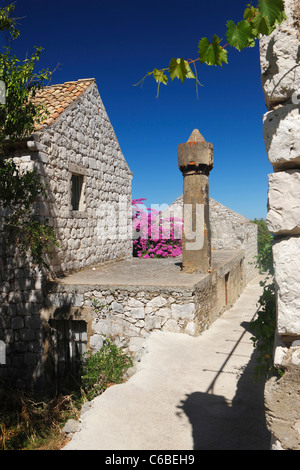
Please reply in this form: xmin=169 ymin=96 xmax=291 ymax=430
xmin=209 ymin=199 xmax=258 ymax=283
xmin=260 ymin=0 xmax=300 ymax=342
xmin=260 ymin=0 xmax=300 ymax=450
xmin=45 ymin=249 xmax=245 ymax=364
xmin=166 ymin=195 xmax=258 ymax=283
xmin=33 ymin=81 xmax=133 ymax=275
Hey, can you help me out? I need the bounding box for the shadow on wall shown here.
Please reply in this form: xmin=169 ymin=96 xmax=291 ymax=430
xmin=176 ymin=321 xmax=271 ymax=450
xmin=0 ymin=249 xmax=45 ymax=391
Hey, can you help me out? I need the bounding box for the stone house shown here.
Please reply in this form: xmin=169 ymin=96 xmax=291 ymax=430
xmin=6 ymin=78 xmax=133 ymax=276
xmin=0 ymin=78 xmax=133 ymax=388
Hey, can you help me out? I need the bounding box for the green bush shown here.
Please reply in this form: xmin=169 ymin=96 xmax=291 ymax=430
xmin=81 ymin=338 xmax=133 ymax=400
xmin=251 ymin=218 xmax=274 ymax=273
xmin=249 ymin=218 xmax=284 ymax=381
xmin=249 ymin=279 xmax=281 ymax=381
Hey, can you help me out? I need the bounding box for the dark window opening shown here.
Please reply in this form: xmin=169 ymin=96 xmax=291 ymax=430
xmin=49 ymin=319 xmax=88 ymax=380
xmin=71 ymin=174 xmax=84 ymax=211
xmin=225 ymin=272 xmax=230 ymax=305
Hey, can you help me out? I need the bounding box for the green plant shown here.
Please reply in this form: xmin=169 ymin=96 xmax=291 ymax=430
xmin=81 ymin=338 xmax=133 ymax=400
xmin=90 ymin=298 xmax=108 ymax=313
xmin=0 ymin=159 xmax=59 ymax=268
xmin=249 ymin=219 xmax=282 ymax=381
xmin=0 ymin=384 xmax=81 ymax=450
xmin=135 ymin=0 xmax=286 ymax=96
xmin=252 ymin=218 xmax=274 ymax=273
xmin=0 ymin=4 xmax=52 ymax=145
xmin=0 ymin=4 xmax=58 ymax=269
xmin=250 ymin=278 xmax=284 ymax=381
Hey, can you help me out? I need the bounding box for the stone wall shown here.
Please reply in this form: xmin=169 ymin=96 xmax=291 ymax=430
xmin=36 ymin=81 xmax=132 ymax=275
xmin=0 ymin=250 xmax=45 ymax=390
xmin=0 ymin=80 xmax=133 ymax=389
xmin=40 ymin=250 xmax=245 ymax=387
xmin=166 ymin=195 xmax=258 ymax=283
xmin=260 ymin=0 xmax=300 ymax=450
xmin=4 ymin=80 xmax=133 ymax=276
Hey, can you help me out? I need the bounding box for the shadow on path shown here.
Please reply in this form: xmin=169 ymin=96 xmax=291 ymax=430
xmin=177 ymin=321 xmax=271 ymax=450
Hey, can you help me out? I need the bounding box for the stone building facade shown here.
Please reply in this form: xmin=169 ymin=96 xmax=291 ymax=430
xmin=7 ymin=78 xmax=133 ymax=275
xmin=260 ymin=0 xmax=300 ymax=450
xmin=0 ymin=78 xmax=132 ymax=389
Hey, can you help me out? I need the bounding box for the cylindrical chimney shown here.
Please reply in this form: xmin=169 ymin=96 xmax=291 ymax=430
xmin=178 ymin=130 xmax=213 ymax=273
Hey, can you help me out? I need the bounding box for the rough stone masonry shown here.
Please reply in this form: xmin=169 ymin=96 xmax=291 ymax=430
xmin=260 ymin=0 xmax=300 ymax=450
xmin=0 ymin=79 xmax=133 ymax=390
xmin=178 ymin=129 xmax=213 ymax=273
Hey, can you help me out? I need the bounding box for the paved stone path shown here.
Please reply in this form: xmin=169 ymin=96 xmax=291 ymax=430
xmin=64 ymin=275 xmax=270 ymax=450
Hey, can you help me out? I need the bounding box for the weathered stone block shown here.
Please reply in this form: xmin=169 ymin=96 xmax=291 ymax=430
xmin=157 ymin=307 xmax=172 ymax=318
xmin=89 ymin=334 xmax=104 ymax=351
xmin=273 ymin=237 xmax=300 ymax=335
xmin=20 ymin=329 xmax=36 ymax=342
xmin=127 ymin=298 xmax=144 ymax=308
xmin=111 ymin=301 xmax=124 ymax=314
xmin=129 ymin=337 xmax=145 ymax=353
xmin=163 ymin=319 xmax=181 ymax=333
xmin=146 ymin=296 xmax=167 ymax=309
xmin=144 ymin=316 xmax=163 ymax=331
xmin=267 ymin=170 xmax=300 ymax=235
xmin=130 ymin=307 xmax=145 ymax=319
xmin=263 ymin=105 xmax=300 ymax=170
xmin=92 ymin=319 xmax=111 ymax=336
xmin=184 ymin=321 xmax=195 ymax=336
xmin=171 ymin=303 xmax=195 ymax=321
xmin=11 ymin=317 xmax=24 ymax=330
xmin=260 ymin=0 xmax=300 ymax=107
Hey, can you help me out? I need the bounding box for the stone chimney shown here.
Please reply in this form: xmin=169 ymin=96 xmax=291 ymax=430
xmin=178 ymin=129 xmax=213 ymax=273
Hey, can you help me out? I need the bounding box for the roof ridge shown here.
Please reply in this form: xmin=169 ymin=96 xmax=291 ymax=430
xmin=40 ymin=77 xmax=95 ymax=89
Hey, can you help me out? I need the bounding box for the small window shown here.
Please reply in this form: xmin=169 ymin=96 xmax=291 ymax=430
xmin=71 ymin=174 xmax=84 ymax=211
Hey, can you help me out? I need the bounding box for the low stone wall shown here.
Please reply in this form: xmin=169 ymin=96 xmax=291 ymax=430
xmin=43 ymin=251 xmax=245 ymax=369
xmin=165 ymin=196 xmax=258 ymax=285
xmin=0 ymin=250 xmax=247 ymax=391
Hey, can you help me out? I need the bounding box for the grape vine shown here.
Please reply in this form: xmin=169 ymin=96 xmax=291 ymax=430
xmin=135 ymin=0 xmax=286 ymax=97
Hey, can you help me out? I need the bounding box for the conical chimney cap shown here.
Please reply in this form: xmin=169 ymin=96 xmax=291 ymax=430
xmin=187 ymin=129 xmax=205 ymax=143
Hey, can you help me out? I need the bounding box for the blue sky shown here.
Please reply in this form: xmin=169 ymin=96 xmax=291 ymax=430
xmin=5 ymin=0 xmax=272 ymax=219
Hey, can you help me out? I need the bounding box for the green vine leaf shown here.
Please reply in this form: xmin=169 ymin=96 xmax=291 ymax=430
xmin=183 ymin=60 xmax=196 ymax=80
xmin=244 ymin=4 xmax=259 ymax=21
xmin=251 ymin=11 xmax=273 ymax=35
xmin=198 ymin=35 xmax=228 ymax=66
xmin=153 ymin=68 xmax=168 ymax=85
xmin=152 ymin=68 xmax=168 ymax=97
xmin=135 ymin=0 xmax=287 ymax=95
xmin=258 ymin=0 xmax=285 ymax=26
xmin=169 ymin=58 xmax=195 ymax=83
xmin=226 ymin=20 xmax=252 ymax=51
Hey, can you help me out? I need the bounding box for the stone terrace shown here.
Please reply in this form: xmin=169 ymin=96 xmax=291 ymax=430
xmin=43 ymin=250 xmax=247 ymax=361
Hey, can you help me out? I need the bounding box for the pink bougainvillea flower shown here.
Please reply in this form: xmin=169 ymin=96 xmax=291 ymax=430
xmin=132 ymin=198 xmax=183 ymax=259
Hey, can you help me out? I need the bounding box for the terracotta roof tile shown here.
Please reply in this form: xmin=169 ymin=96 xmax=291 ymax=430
xmin=32 ymin=78 xmax=95 ymax=130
